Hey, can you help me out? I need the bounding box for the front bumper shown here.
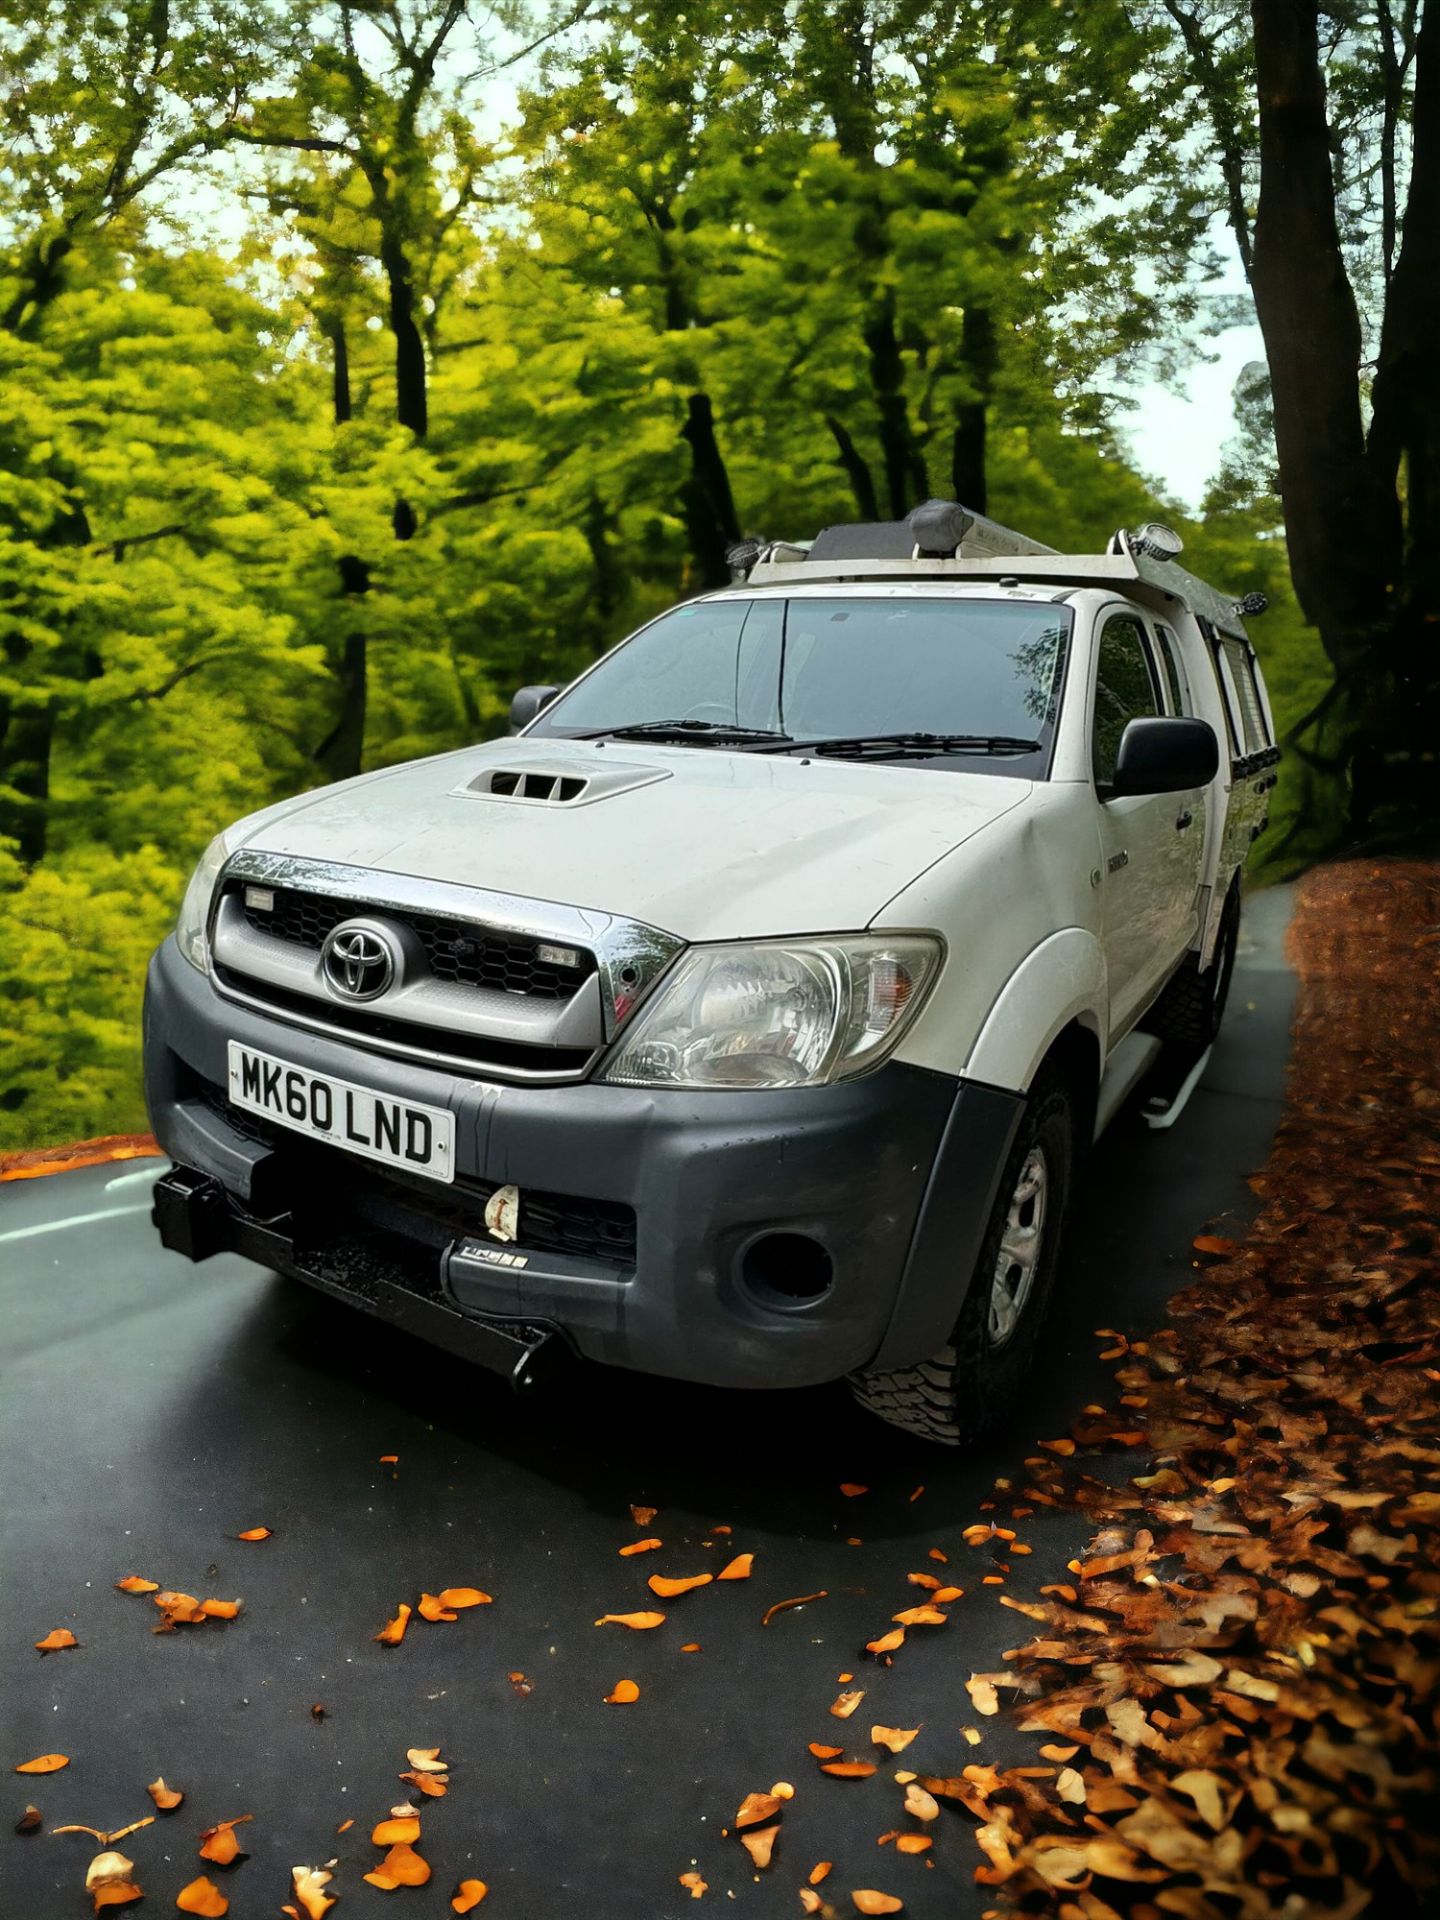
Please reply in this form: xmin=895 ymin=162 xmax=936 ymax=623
xmin=144 ymin=936 xmax=1022 ymax=1390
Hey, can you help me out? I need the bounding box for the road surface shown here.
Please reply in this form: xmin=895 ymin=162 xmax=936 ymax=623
xmin=0 ymin=889 xmax=1295 ymax=1919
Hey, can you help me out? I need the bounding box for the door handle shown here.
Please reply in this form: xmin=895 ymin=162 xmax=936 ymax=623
xmin=1174 ymin=810 xmax=1193 ymax=831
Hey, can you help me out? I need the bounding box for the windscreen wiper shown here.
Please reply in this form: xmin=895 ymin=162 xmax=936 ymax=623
xmin=582 ymin=720 xmax=794 ymax=746
xmin=756 ymin=731 xmax=1043 ymax=760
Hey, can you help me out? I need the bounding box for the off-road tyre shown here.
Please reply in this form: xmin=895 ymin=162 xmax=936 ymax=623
xmin=849 ymin=1063 xmax=1076 ymax=1445
xmin=1141 ymin=881 xmax=1241 ymax=1050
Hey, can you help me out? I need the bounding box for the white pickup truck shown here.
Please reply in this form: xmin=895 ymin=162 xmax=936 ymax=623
xmin=145 ymin=502 xmax=1278 ymax=1442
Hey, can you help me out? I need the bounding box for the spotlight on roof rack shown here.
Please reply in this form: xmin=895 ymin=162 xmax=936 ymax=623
xmin=1234 ymin=591 xmax=1269 ymax=618
xmin=1127 ymin=522 xmax=1185 ymax=562
xmin=907 ymin=498 xmax=973 ymax=558
xmin=725 ymin=537 xmax=766 ymax=581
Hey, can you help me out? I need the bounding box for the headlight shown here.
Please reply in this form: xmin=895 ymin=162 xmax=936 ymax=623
xmin=175 ymin=831 xmax=233 ymax=973
xmin=598 ymin=935 xmax=942 ymax=1090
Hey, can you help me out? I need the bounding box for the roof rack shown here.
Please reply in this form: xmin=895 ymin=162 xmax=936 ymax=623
xmin=731 ymin=501 xmax=1264 ymax=642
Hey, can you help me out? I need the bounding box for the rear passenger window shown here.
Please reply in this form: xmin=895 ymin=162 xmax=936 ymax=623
xmin=1221 ymin=638 xmax=1271 ymax=752
xmin=1092 ymin=617 xmax=1160 ymax=786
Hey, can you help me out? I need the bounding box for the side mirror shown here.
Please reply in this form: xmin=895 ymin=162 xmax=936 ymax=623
xmin=1110 ymin=716 xmax=1219 ymax=797
xmin=509 ymin=684 xmax=561 ymax=733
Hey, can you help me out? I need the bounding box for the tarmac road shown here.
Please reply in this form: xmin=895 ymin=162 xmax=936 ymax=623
xmin=0 ymin=888 xmax=1295 ymax=1920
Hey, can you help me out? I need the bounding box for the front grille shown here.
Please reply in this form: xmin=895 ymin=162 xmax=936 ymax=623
xmin=194 ymin=1081 xmax=637 ymax=1271
xmin=236 ymin=883 xmax=595 ymax=1001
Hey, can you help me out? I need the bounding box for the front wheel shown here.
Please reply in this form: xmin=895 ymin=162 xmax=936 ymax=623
xmin=849 ymin=1064 xmax=1076 ymax=1446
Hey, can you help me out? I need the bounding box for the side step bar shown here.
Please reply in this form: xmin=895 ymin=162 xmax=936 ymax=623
xmin=152 ymin=1166 xmax=559 ymax=1391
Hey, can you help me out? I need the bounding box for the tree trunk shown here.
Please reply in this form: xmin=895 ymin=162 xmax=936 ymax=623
xmin=679 ymin=393 xmax=742 ymax=590
xmin=863 ymin=287 xmax=927 ymax=517
xmin=0 ymin=700 xmax=55 ymax=864
xmin=314 ymin=325 xmax=370 ymax=781
xmin=826 ymin=415 xmax=880 ymax=520
xmin=951 ymin=306 xmax=997 ymax=512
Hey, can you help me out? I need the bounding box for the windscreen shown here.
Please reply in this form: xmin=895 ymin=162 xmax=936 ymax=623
xmin=530 ymin=596 xmax=1071 ymax=749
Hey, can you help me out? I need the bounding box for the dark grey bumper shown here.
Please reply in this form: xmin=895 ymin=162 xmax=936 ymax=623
xmin=144 ymin=936 xmax=1022 ymax=1390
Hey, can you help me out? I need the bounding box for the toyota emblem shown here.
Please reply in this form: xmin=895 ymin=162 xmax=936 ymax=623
xmin=321 ymin=922 xmax=396 ymax=1001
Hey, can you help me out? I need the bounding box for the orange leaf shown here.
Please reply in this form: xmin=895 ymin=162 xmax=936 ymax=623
xmin=648 ymin=1573 xmax=713 ymax=1599
xmin=148 ymin=1777 xmax=184 ymax=1811
xmin=199 ymin=1599 xmax=241 ymax=1620
xmin=619 ymin=1538 xmax=663 ymax=1557
xmin=927 ymin=1549 xmax=947 ymax=1564
xmin=808 ymin=1743 xmax=844 ymax=1760
xmin=810 ymin=1862 xmax=833 ymax=1884
xmin=235 ymin=1528 xmax=272 ymax=1542
xmin=291 ymin=1866 xmax=336 ymax=1919
xmin=114 ymin=1577 xmax=159 ymax=1594
xmin=630 ymin=1504 xmax=658 ymax=1525
xmin=717 ymin=1553 xmax=754 ymax=1581
xmin=375 ymin=1603 xmax=412 ymax=1646
xmin=153 ymin=1590 xmax=206 ymax=1624
xmin=336 ymin=1820 xmax=354 ymax=1835
xmin=15 ymin=1753 xmax=68 ymax=1773
xmin=895 ymin=1835 xmax=931 ymax=1855
xmin=736 ymin=1792 xmax=783 ymax=1829
xmin=418 ymin=1593 xmax=458 ymax=1623
xmin=436 ymin=1588 xmax=491 ymax=1609
xmin=891 ymin=1606 xmax=946 ymax=1628
xmin=866 ymin=1629 xmax=905 ymax=1655
xmin=594 ymin=1611 xmax=666 ymax=1629
xmin=16 ymin=1805 xmax=42 ymax=1833
xmin=406 ymin=1747 xmax=449 ymax=1772
xmin=197 ymin=1817 xmax=252 ymax=1867
xmin=851 ymin=1894 xmax=902 ymax=1915
xmin=372 ymin=1815 xmax=421 ymax=1845
xmin=452 ymin=1881 xmax=489 ymax=1912
xmin=906 ymin=1572 xmax=941 ymax=1591
xmin=1192 ymin=1233 xmax=1237 ymax=1257
xmin=92 ymin=1887 xmax=144 ymax=1913
xmin=364 ymin=1841 xmax=431 ymax=1889
xmin=678 ymin=1870 xmax=707 ymax=1899
xmin=605 ymin=1679 xmax=640 ymax=1704
xmin=176 ymin=1874 xmax=229 ymax=1917
xmin=830 ymin=1690 xmax=864 ymax=1718
xmin=739 ymin=1822 xmax=779 ymax=1869
xmin=378 ymin=1454 xmax=399 ymax=1464
xmin=680 ymin=1643 xmax=701 ymax=1653
xmin=839 ymin=1484 xmax=868 ymax=1498
xmin=398 ymin=1770 xmax=448 ymax=1798
xmin=761 ymin=1591 xmax=826 ymax=1626
xmin=88 ymin=1851 xmax=144 ymax=1910
xmin=34 ymin=1629 xmax=78 ymax=1654
xmin=870 ymin=1727 xmax=919 ymax=1754
xmin=820 ymin=1761 xmax=877 ymax=1779
xmin=931 ymin=1587 xmax=963 ymax=1604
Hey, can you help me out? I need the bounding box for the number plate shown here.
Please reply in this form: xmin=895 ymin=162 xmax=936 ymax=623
xmin=226 ymin=1041 xmax=455 ymax=1184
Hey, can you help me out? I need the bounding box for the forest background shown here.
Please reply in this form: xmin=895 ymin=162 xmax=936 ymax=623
xmin=0 ymin=0 xmax=1430 ymax=1148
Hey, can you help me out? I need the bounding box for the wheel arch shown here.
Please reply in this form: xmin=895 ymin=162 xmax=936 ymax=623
xmin=963 ymin=927 xmax=1108 ymax=1097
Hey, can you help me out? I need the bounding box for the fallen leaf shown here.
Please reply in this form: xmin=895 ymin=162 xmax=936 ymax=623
xmin=820 ymin=1761 xmax=877 ymax=1779
xmin=931 ymin=1586 xmax=963 ymax=1604
xmin=365 ymin=1841 xmax=431 ymax=1888
xmin=678 ymin=1869 xmax=707 ymax=1899
xmin=595 ymin=1611 xmax=666 ymax=1629
xmin=311 ymin=1704 xmax=327 ymax=1721
xmin=148 ymin=1778 xmax=184 ymax=1811
xmin=15 ymin=1753 xmax=69 ymax=1773
xmin=92 ymin=1890 xmax=144 ymax=1914
xmin=1056 ymin=1767 xmax=1086 ymax=1805
xmin=605 ymin=1679 xmax=640 ymax=1704
xmin=871 ymin=1727 xmax=919 ymax=1754
xmin=739 ymin=1822 xmax=780 ymax=1869
xmin=199 ymin=1599 xmax=241 ymax=1620
xmin=176 ymin=1874 xmax=229 ymax=1916
xmin=291 ymin=1865 xmax=337 ymax=1919
xmin=375 ymin=1603 xmax=412 ymax=1646
xmin=866 ymin=1629 xmax=905 ymax=1655
xmin=717 ymin=1553 xmax=754 ymax=1581
xmin=336 ymin=1819 xmax=353 ymax=1834
xmin=680 ymin=1643 xmax=701 ymax=1653
xmin=737 ymin=1792 xmax=784 ymax=1829
xmin=800 ymin=1895 xmax=824 ymax=1915
xmin=772 ymin=1781 xmax=795 ymax=1800
xmin=114 ymin=1576 xmax=160 ymax=1595
xmin=35 ymin=1626 xmax=79 ymax=1655
xmin=418 ymin=1593 xmax=458 ymax=1622
xmin=648 ymin=1573 xmax=713 ymax=1599
xmin=839 ymin=1484 xmax=869 ymax=1498
xmin=762 ymin=1592 xmax=827 ymax=1626
xmin=87 ymin=1850 xmax=139 ymax=1899
xmin=406 ymin=1748 xmax=449 ymax=1772
xmin=437 ymin=1587 xmax=491 ymax=1609
xmin=964 ymin=1675 xmax=1000 ymax=1716
xmin=830 ymin=1690 xmax=865 ymax=1718
xmin=507 ymin=1671 xmax=532 ymax=1695
xmin=152 ymin=1591 xmax=207 ymax=1627
xmin=903 ymin=1784 xmax=939 ymax=1822
xmin=398 ymin=1770 xmax=448 ymax=1798
xmin=235 ymin=1528 xmax=272 ymax=1542
xmin=851 ymin=1891 xmax=902 ymax=1914
xmin=895 ymin=1835 xmax=931 ymax=1855
xmin=927 ymin=1550 xmax=947 ymax=1564
xmin=810 ymin=1862 xmax=833 ymax=1883
xmin=16 ymin=1805 xmax=42 ymax=1834
xmin=630 ymin=1504 xmax=658 ymax=1525
xmin=1192 ymin=1233 xmax=1238 ymax=1256
xmin=891 ymin=1606 xmax=947 ymax=1628
xmin=452 ymin=1882 xmax=488 ymax=1913
xmin=808 ymin=1743 xmax=844 ymax=1760
xmin=198 ymin=1816 xmax=252 ymax=1866
xmin=378 ymin=1454 xmax=399 ymax=1464
xmin=372 ymin=1814 xmax=422 ymax=1845
xmin=619 ymin=1539 xmax=663 ymax=1557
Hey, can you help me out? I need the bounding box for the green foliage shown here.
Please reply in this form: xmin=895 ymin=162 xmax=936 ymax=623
xmin=0 ymin=0 xmax=1332 ymax=1147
